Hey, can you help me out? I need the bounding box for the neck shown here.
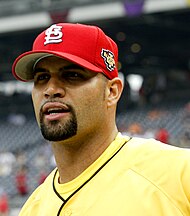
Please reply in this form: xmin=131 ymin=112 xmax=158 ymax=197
xmin=51 ymin=127 xmax=118 ymax=184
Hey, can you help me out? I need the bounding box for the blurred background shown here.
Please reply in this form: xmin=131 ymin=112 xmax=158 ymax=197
xmin=0 ymin=0 xmax=190 ymax=215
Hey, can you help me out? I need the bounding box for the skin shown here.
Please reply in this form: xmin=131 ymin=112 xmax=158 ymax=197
xmin=32 ymin=56 xmax=123 ymax=183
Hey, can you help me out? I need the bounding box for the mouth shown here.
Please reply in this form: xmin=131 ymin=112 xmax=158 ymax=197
xmin=45 ymin=107 xmax=69 ymax=115
xmin=42 ymin=102 xmax=70 ymax=121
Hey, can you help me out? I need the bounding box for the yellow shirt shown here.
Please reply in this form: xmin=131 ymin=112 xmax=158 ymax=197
xmin=19 ymin=133 xmax=190 ymax=215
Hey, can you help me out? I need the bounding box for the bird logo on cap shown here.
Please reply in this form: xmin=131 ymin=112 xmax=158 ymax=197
xmin=101 ymin=49 xmax=115 ymax=71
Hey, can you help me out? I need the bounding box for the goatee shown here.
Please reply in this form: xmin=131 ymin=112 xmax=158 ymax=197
xmin=39 ymin=106 xmax=77 ymax=141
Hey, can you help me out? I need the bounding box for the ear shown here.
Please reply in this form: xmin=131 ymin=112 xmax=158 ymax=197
xmin=106 ymin=78 xmax=123 ymax=108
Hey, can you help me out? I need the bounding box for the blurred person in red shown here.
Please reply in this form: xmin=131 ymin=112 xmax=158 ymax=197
xmin=38 ymin=171 xmax=48 ymax=185
xmin=155 ymin=127 xmax=169 ymax=144
xmin=15 ymin=165 xmax=28 ymax=196
xmin=0 ymin=187 xmax=9 ymax=216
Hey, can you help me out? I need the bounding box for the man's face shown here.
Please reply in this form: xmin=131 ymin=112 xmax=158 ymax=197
xmin=31 ymin=56 xmax=108 ymax=142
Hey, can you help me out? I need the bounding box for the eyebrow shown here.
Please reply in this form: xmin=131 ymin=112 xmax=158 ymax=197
xmin=63 ymin=64 xmax=86 ymax=71
xmin=33 ymin=64 xmax=86 ymax=73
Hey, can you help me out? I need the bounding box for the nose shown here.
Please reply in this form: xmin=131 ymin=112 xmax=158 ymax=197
xmin=43 ymin=78 xmax=66 ymax=98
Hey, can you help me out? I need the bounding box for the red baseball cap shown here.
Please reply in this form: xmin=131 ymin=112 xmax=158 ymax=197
xmin=12 ymin=23 xmax=118 ymax=82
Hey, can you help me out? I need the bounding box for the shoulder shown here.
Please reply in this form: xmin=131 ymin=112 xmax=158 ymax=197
xmin=19 ymin=168 xmax=57 ymax=216
xmin=124 ymin=136 xmax=190 ymax=168
xmin=120 ymin=134 xmax=190 ymax=185
xmin=123 ymin=136 xmax=190 ymax=199
xmin=124 ymin=135 xmax=190 ymax=160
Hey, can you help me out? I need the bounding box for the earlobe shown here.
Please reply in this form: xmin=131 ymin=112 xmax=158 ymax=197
xmin=107 ymin=78 xmax=123 ymax=107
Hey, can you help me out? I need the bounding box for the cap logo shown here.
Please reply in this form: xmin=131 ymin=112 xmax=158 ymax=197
xmin=101 ymin=49 xmax=115 ymax=71
xmin=44 ymin=24 xmax=63 ymax=45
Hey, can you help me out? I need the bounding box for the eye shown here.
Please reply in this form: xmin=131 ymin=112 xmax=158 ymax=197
xmin=61 ymin=71 xmax=85 ymax=80
xmin=34 ymin=73 xmax=50 ymax=82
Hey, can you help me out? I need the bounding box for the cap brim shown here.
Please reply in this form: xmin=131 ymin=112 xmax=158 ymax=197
xmin=12 ymin=50 xmax=103 ymax=82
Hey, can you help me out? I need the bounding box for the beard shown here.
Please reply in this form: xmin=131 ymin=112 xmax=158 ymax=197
xmin=39 ymin=106 xmax=77 ymax=141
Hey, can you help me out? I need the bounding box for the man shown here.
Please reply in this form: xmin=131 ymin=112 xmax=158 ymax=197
xmin=12 ymin=23 xmax=190 ymax=216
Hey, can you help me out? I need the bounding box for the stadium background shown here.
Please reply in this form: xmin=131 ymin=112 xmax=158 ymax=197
xmin=0 ymin=0 xmax=190 ymax=215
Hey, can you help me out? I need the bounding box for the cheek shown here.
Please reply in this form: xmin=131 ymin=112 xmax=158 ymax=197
xmin=32 ymin=90 xmax=41 ymax=123
xmin=77 ymin=88 xmax=106 ymax=120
